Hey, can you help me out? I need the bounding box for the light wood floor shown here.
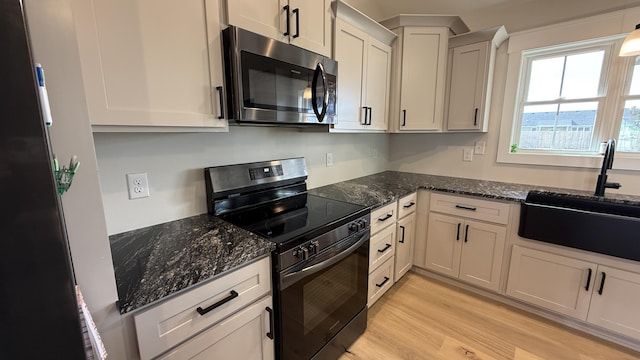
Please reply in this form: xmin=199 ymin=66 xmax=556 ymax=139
xmin=340 ymin=272 xmax=640 ymax=360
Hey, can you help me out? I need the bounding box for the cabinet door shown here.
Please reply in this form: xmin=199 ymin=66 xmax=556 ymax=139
xmin=458 ymin=220 xmax=505 ymax=291
xmin=506 ymin=246 xmax=595 ymax=320
xmin=424 ymin=213 xmax=462 ymax=278
xmin=333 ymin=20 xmax=367 ymax=131
xmin=72 ymin=0 xmax=227 ymax=129
xmin=447 ymin=42 xmax=489 ymax=131
xmin=364 ymin=38 xmax=392 ymax=131
xmin=158 ymin=296 xmax=274 ymax=360
xmin=288 ymin=0 xmax=332 ymax=56
xmin=587 ymin=266 xmax=640 ymax=341
xmin=227 ymin=0 xmax=285 ymax=43
xmin=395 ymin=213 xmax=416 ymax=282
xmin=398 ymin=27 xmax=448 ymax=132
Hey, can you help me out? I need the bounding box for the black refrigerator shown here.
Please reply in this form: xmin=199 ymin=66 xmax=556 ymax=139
xmin=0 ymin=0 xmax=87 ymax=358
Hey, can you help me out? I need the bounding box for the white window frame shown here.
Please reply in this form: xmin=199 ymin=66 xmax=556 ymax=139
xmin=497 ymin=7 xmax=640 ymax=170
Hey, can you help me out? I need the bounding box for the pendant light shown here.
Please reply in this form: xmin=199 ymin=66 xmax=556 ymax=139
xmin=620 ymin=24 xmax=640 ymax=56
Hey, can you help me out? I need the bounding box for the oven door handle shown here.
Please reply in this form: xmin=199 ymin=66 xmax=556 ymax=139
xmin=280 ymin=232 xmax=368 ymax=290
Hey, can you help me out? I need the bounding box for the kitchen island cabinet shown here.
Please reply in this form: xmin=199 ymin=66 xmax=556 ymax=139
xmin=72 ymin=0 xmax=228 ymax=131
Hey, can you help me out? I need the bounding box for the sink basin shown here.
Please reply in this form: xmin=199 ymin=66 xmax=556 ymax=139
xmin=519 ymin=191 xmax=640 ymax=262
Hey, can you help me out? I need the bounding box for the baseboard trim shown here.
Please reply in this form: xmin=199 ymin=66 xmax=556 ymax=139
xmin=410 ymin=267 xmax=640 ymax=353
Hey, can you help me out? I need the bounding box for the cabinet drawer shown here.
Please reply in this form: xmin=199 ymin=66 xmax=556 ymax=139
xmin=397 ymin=192 xmax=417 ymax=219
xmin=369 ymin=224 xmax=396 ymax=272
xmin=371 ymin=201 xmax=397 ymax=234
xmin=158 ymin=296 xmax=274 ymax=360
xmin=368 ymin=257 xmax=394 ymax=307
xmin=430 ymin=192 xmax=509 ymax=224
xmin=134 ymin=256 xmax=271 ymax=360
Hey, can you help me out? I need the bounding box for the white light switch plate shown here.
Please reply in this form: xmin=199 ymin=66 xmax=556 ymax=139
xmin=474 ymin=141 xmax=486 ymax=155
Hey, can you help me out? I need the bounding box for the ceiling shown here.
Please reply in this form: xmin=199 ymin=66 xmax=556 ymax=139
xmin=368 ymin=0 xmax=640 ymax=33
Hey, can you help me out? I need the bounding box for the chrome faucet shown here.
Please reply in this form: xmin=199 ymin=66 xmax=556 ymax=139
xmin=594 ymin=139 xmax=621 ymax=196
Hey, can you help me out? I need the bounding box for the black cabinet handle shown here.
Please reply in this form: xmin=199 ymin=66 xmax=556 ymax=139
xmin=368 ymin=107 xmax=372 ymax=125
xmin=474 ymin=108 xmax=478 ymax=126
xmin=292 ymin=8 xmax=300 ymax=38
xmin=598 ymin=272 xmax=607 ymax=295
xmin=456 ymin=223 xmax=461 ymax=241
xmin=377 ymin=243 xmax=392 ymax=253
xmin=585 ymin=268 xmax=593 ymax=291
xmin=265 ymin=307 xmax=274 ymax=340
xmin=402 ymin=109 xmax=407 ymax=126
xmin=378 ymin=212 xmax=393 ymax=222
xmin=216 ymin=86 xmax=224 ymax=119
xmin=376 ymin=276 xmax=390 ymax=288
xmin=196 ymin=290 xmax=238 ymax=315
xmin=403 ymin=201 xmax=415 ymax=208
xmin=283 ymin=5 xmax=290 ymax=36
xmin=399 ymin=225 xmax=405 ymax=243
xmin=362 ymin=106 xmax=368 ymax=125
xmin=455 ymin=205 xmax=477 ymax=211
xmin=464 ymin=224 xmax=469 ymax=243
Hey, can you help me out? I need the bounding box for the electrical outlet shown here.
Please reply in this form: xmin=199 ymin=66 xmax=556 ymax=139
xmin=463 ymin=148 xmax=474 ymax=162
xmin=326 ymin=152 xmax=334 ymax=167
xmin=474 ymin=141 xmax=486 ymax=155
xmin=127 ymin=172 xmax=150 ymax=199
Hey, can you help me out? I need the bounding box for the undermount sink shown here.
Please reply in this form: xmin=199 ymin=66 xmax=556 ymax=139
xmin=519 ymin=191 xmax=640 ymax=262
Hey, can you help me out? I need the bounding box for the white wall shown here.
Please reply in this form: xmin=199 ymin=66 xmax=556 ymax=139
xmin=387 ymin=43 xmax=640 ymax=196
xmin=94 ymin=129 xmax=388 ymax=235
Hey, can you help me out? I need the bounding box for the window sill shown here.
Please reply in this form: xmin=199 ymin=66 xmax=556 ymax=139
xmin=496 ymin=150 xmax=640 ymax=171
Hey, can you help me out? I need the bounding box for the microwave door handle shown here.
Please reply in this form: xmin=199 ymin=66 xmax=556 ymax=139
xmin=311 ymin=63 xmax=328 ymax=122
xmin=280 ymin=231 xmax=368 ymax=290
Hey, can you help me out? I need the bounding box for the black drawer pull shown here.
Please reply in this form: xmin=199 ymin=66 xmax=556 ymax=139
xmin=399 ymin=225 xmax=405 ymax=243
xmin=474 ymin=107 xmax=478 ymax=126
xmin=456 ymin=223 xmax=461 ymax=241
xmin=265 ymin=307 xmax=274 ymax=340
xmin=378 ymin=212 xmax=393 ymax=222
xmin=598 ymin=272 xmax=607 ymax=295
xmin=402 ymin=109 xmax=407 ymax=126
xmin=403 ymin=201 xmax=415 ymax=208
xmin=196 ymin=290 xmax=239 ymax=315
xmin=377 ymin=243 xmax=392 ymax=253
xmin=464 ymin=224 xmax=469 ymax=243
xmin=362 ymin=106 xmax=368 ymax=125
xmin=455 ymin=205 xmax=477 ymax=211
xmin=585 ymin=268 xmax=593 ymax=291
xmin=376 ymin=276 xmax=390 ymax=288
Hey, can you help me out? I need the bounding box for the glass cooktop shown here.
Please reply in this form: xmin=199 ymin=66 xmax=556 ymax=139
xmin=220 ymin=194 xmax=368 ymax=246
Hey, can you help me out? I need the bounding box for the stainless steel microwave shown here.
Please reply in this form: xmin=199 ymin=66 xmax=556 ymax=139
xmin=222 ymin=26 xmax=337 ymax=126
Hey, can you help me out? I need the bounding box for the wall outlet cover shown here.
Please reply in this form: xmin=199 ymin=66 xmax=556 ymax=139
xmin=474 ymin=141 xmax=486 ymax=155
xmin=127 ymin=172 xmax=150 ymax=199
xmin=326 ymin=152 xmax=334 ymax=167
xmin=463 ymin=148 xmax=473 ymax=162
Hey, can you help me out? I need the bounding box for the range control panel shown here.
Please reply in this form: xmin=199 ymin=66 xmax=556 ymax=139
xmin=249 ymin=164 xmax=283 ymax=180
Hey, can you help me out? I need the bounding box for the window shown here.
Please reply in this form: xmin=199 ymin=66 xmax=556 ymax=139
xmin=496 ymin=8 xmax=640 ymax=171
xmin=513 ymin=41 xmax=615 ymax=154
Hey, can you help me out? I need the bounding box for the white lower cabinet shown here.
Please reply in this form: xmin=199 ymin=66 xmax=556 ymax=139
xmin=425 ymin=213 xmax=506 ymax=292
xmin=367 ymin=201 xmax=397 ymax=307
xmin=507 ymin=246 xmax=640 ymax=341
xmin=158 ymin=296 xmax=274 ymax=360
xmin=394 ymin=213 xmax=415 ymax=281
xmin=368 ymin=257 xmax=394 ymax=306
xmin=134 ymin=257 xmax=273 ymax=359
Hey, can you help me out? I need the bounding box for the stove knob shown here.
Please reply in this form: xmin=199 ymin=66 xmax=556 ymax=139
xmin=348 ymin=222 xmax=359 ymax=233
xmin=357 ymin=219 xmax=368 ymax=231
xmin=309 ymin=241 xmax=319 ymax=255
xmin=294 ymin=247 xmax=309 ymax=260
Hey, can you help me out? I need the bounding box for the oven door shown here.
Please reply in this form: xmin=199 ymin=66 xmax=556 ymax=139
xmin=277 ymin=230 xmax=369 ymax=360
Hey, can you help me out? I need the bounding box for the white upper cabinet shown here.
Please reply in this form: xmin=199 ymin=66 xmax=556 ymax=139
xmin=445 ymin=26 xmax=508 ymax=132
xmin=72 ymin=0 xmax=228 ymax=131
xmin=332 ymin=1 xmax=395 ymax=133
xmin=226 ymin=0 xmax=332 ymax=56
xmin=381 ymin=15 xmax=468 ymax=133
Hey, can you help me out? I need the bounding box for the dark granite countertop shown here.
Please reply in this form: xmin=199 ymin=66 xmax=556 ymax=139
xmin=110 ymin=170 xmax=640 ymax=314
xmin=109 ymin=214 xmax=274 ymax=314
xmin=308 ymin=171 xmax=640 ymax=209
